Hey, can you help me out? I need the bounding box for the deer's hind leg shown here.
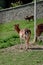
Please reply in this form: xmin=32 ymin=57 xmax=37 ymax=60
xmin=25 ymin=32 xmax=31 ymax=50
xmin=25 ymin=37 xmax=30 ymax=50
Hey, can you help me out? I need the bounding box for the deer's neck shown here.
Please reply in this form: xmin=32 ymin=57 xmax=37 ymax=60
xmin=16 ymin=27 xmax=20 ymax=33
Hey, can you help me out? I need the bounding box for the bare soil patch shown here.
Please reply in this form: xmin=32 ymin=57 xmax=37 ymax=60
xmin=0 ymin=43 xmax=43 ymax=53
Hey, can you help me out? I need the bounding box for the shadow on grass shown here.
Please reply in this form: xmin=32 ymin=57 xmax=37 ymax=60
xmin=29 ymin=48 xmax=43 ymax=50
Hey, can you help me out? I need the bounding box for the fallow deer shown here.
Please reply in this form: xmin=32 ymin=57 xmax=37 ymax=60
xmin=36 ymin=23 xmax=43 ymax=41
xmin=14 ymin=24 xmax=31 ymax=49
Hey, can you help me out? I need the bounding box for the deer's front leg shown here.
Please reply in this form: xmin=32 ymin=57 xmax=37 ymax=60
xmin=25 ymin=35 xmax=31 ymax=50
xmin=20 ymin=38 xmax=23 ymax=49
xmin=25 ymin=39 xmax=29 ymax=50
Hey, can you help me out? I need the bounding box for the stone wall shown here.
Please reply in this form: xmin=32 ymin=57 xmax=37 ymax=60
xmin=36 ymin=1 xmax=43 ymax=19
xmin=0 ymin=1 xmax=43 ymax=23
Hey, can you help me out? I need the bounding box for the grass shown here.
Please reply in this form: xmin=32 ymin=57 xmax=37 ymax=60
xmin=0 ymin=20 xmax=34 ymax=48
xmin=0 ymin=18 xmax=43 ymax=65
xmin=0 ymin=50 xmax=43 ymax=65
xmin=0 ymin=18 xmax=43 ymax=48
xmin=36 ymin=18 xmax=43 ymax=24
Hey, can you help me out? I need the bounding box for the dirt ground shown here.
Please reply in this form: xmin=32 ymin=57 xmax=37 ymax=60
xmin=0 ymin=43 xmax=43 ymax=53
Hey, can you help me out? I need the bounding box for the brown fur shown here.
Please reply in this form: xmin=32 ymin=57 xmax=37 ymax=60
xmin=14 ymin=24 xmax=31 ymax=49
xmin=36 ymin=23 xmax=43 ymax=41
xmin=24 ymin=15 xmax=34 ymax=21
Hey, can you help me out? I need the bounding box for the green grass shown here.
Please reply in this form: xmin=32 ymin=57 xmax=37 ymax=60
xmin=0 ymin=50 xmax=43 ymax=65
xmin=0 ymin=20 xmax=34 ymax=48
xmin=36 ymin=18 xmax=43 ymax=24
xmin=0 ymin=18 xmax=43 ymax=65
xmin=0 ymin=18 xmax=43 ymax=48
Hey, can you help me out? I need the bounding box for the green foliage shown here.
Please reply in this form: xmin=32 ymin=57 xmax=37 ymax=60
xmin=11 ymin=1 xmax=22 ymax=7
xmin=0 ymin=7 xmax=3 ymax=10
